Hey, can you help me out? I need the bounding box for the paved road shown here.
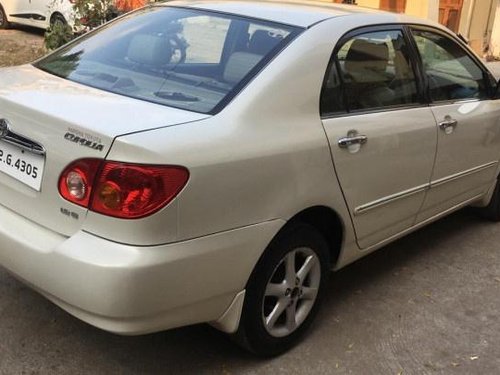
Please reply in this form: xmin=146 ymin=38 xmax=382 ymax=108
xmin=1 ymin=209 xmax=500 ymax=374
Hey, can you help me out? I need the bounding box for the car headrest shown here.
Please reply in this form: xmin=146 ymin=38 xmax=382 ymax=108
xmin=249 ymin=30 xmax=282 ymax=55
xmin=344 ymin=39 xmax=389 ymax=83
xmin=223 ymin=52 xmax=262 ymax=84
xmin=127 ymin=34 xmax=171 ymax=66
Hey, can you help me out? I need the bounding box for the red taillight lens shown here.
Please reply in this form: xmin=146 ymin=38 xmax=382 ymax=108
xmin=58 ymin=159 xmax=189 ymax=219
xmin=91 ymin=162 xmax=189 ymax=218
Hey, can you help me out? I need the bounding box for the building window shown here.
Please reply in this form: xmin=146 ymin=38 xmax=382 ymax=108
xmin=439 ymin=0 xmax=464 ymax=33
xmin=380 ymin=0 xmax=407 ymax=13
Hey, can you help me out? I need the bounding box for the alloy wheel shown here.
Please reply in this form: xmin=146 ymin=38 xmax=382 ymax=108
xmin=262 ymin=247 xmax=321 ymax=338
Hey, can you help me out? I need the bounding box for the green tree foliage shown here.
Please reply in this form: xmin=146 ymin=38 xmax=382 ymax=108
xmin=44 ymin=22 xmax=74 ymax=51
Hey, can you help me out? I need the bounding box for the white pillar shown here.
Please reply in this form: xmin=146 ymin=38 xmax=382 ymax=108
xmin=458 ymin=0 xmax=476 ymax=38
xmin=428 ymin=0 xmax=439 ymax=22
xmin=491 ymin=2 xmax=500 ymax=57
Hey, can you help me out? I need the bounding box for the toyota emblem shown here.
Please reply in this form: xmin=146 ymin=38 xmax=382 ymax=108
xmin=0 ymin=119 xmax=10 ymax=139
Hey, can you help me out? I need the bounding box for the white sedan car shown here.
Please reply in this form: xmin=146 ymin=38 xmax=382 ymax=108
xmin=0 ymin=0 xmax=74 ymax=29
xmin=0 ymin=0 xmax=499 ymax=356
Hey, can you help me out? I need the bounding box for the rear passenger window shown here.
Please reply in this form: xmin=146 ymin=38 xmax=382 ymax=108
xmin=411 ymin=29 xmax=488 ymax=102
xmin=322 ymin=30 xmax=418 ymax=115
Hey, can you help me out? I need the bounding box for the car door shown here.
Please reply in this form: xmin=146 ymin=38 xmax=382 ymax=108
xmin=409 ymin=27 xmax=500 ymax=222
xmin=321 ymin=26 xmax=437 ymax=249
xmin=6 ymin=0 xmax=32 ymax=26
xmin=29 ymin=0 xmax=51 ymax=27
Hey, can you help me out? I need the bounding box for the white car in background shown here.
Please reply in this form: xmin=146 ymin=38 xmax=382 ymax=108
xmin=0 ymin=0 xmax=500 ymax=357
xmin=0 ymin=0 xmax=74 ymax=29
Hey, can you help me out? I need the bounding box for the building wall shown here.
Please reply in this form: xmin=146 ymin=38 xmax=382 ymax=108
xmin=459 ymin=0 xmax=498 ymax=55
xmin=492 ymin=3 xmax=500 ymax=56
xmin=350 ymin=0 xmax=439 ymax=20
xmin=352 ymin=0 xmax=380 ymax=9
xmin=405 ymin=0 xmax=439 ymax=21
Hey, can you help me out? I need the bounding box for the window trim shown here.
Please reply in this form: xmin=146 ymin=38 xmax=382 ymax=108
xmin=320 ymin=23 xmax=426 ymax=119
xmin=406 ymin=24 xmax=497 ymax=105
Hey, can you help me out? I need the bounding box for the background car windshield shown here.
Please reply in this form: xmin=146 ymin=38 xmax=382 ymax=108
xmin=35 ymin=7 xmax=299 ymax=114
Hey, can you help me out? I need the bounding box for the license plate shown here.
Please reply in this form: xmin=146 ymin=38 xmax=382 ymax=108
xmin=0 ymin=140 xmax=45 ymax=191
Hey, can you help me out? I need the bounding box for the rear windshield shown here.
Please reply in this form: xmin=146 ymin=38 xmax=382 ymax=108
xmin=35 ymin=6 xmax=301 ymax=114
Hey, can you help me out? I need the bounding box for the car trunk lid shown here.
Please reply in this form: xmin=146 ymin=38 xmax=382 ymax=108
xmin=0 ymin=65 xmax=208 ymax=236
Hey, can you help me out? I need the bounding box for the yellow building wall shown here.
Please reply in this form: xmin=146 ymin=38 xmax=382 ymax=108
xmin=355 ymin=0 xmax=381 ymax=9
xmin=405 ymin=0 xmax=439 ymax=21
xmin=343 ymin=0 xmax=439 ymax=21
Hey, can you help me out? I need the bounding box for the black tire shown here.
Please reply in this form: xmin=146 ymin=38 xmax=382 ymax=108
xmin=50 ymin=13 xmax=67 ymax=27
xmin=0 ymin=4 xmax=10 ymax=29
xmin=478 ymin=179 xmax=500 ymax=221
xmin=234 ymin=223 xmax=330 ymax=357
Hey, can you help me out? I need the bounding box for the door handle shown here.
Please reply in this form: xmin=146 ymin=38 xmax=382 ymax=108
xmin=338 ymin=133 xmax=368 ymax=148
xmin=439 ymin=116 xmax=458 ymax=133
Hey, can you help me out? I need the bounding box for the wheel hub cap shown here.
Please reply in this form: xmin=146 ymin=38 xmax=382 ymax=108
xmin=262 ymin=247 xmax=321 ymax=338
xmin=290 ymin=287 xmax=300 ymax=299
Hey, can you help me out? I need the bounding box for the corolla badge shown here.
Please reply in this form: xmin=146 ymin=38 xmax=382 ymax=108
xmin=0 ymin=119 xmax=10 ymax=139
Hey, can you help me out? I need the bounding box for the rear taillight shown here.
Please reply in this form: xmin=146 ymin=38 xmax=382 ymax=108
xmin=58 ymin=159 xmax=189 ymax=219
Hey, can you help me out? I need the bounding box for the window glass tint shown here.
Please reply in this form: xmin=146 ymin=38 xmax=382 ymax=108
xmin=329 ymin=30 xmax=418 ymax=112
xmin=35 ymin=7 xmax=299 ymax=114
xmin=412 ymin=29 xmax=487 ymax=102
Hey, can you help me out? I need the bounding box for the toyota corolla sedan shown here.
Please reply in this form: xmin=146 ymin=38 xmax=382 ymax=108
xmin=0 ymin=0 xmax=499 ymax=356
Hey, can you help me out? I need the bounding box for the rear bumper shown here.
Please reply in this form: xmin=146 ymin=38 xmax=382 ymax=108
xmin=0 ymin=203 xmax=284 ymax=334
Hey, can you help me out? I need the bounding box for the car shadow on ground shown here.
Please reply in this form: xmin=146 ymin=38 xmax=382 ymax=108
xmin=0 ymin=208 xmax=494 ymax=373
xmin=5 ymin=24 xmax=45 ymax=36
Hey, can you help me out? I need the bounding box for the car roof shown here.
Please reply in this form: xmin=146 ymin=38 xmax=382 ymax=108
xmin=164 ymin=0 xmax=435 ymax=28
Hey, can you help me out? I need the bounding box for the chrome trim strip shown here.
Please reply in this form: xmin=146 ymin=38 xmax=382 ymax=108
xmin=354 ymin=183 xmax=429 ymax=216
xmin=359 ymin=193 xmax=485 ymax=253
xmin=354 ymin=161 xmax=498 ymax=216
xmin=430 ymin=161 xmax=498 ymax=188
xmin=1 ymin=131 xmax=46 ymax=155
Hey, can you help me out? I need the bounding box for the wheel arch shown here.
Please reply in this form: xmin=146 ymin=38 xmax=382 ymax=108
xmin=216 ymin=206 xmax=344 ymax=335
xmin=50 ymin=11 xmax=66 ymax=25
xmin=245 ymin=205 xmax=345 ymax=288
xmin=286 ymin=205 xmax=344 ymax=267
